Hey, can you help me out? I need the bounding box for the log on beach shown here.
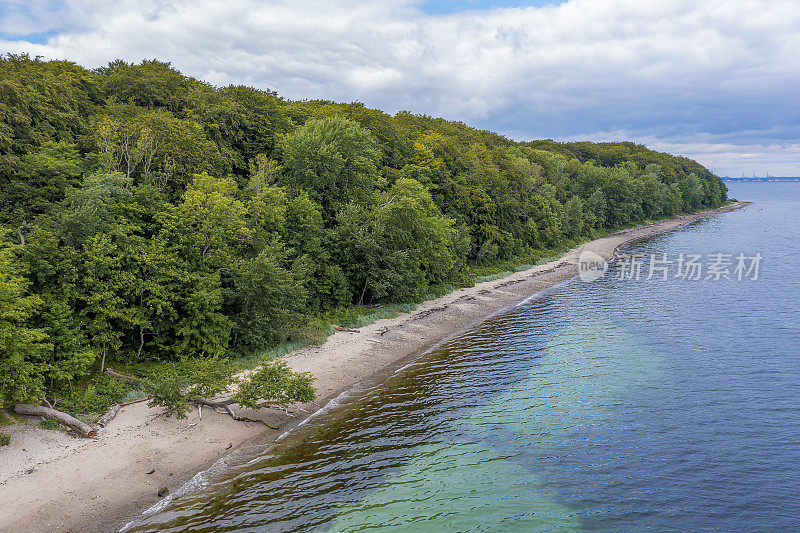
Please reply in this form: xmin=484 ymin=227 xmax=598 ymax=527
xmin=95 ymin=403 xmax=122 ymax=428
xmin=14 ymin=404 xmax=97 ymax=438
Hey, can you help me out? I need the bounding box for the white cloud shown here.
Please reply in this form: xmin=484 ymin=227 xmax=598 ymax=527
xmin=3 ymin=0 xmax=800 ymax=175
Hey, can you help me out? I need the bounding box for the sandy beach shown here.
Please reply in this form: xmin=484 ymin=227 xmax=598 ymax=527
xmin=0 ymin=202 xmax=748 ymax=533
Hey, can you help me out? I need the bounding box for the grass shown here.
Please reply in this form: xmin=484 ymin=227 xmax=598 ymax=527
xmin=0 ymin=432 xmax=10 ymax=446
xmin=474 ymin=270 xmax=513 ymax=284
xmin=0 ymin=411 xmax=13 ymax=427
xmin=535 ymin=252 xmax=565 ymax=265
xmin=56 ymin=374 xmax=143 ymax=416
xmin=232 ymin=339 xmax=315 ymax=370
xmin=230 ymin=302 xmax=421 ymax=371
xmin=346 ymin=303 xmax=418 ymax=328
xmin=39 ymin=419 xmax=61 ymax=431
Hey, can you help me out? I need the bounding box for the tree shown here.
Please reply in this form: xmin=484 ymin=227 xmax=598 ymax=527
xmin=280 ymin=116 xmax=382 ymax=218
xmin=333 ymin=204 xmax=408 ymax=304
xmin=100 ymin=59 xmax=192 ymax=114
xmin=80 ymin=234 xmax=129 ymax=372
xmin=4 ymin=141 xmax=85 ymax=223
xmin=245 ymin=174 xmax=288 ymax=252
xmin=563 ymin=196 xmax=585 ymax=238
xmin=283 ymin=192 xmax=350 ymax=311
xmin=585 ymin=189 xmax=608 ymax=228
xmin=56 ymin=171 xmax=134 ymax=246
xmin=230 ymin=246 xmax=307 ymax=352
xmin=0 ymin=241 xmax=50 ymax=404
xmin=20 ymin=229 xmax=94 ymax=384
xmin=172 ymin=270 xmax=232 ymax=359
xmin=376 ymin=178 xmax=457 ymax=288
xmin=144 ymin=358 xmax=315 ymax=421
xmin=531 ymin=185 xmax=563 ymax=247
xmin=332 ymin=179 xmax=457 ymax=304
xmin=162 ymin=173 xmax=252 ymax=269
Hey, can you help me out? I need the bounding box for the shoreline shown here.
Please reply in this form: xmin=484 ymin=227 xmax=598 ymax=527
xmin=0 ymin=201 xmax=750 ymax=533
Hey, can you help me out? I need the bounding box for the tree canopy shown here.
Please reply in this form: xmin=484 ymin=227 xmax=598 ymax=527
xmin=0 ymin=54 xmax=727 ymax=408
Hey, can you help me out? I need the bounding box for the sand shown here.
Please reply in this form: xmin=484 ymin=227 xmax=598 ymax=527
xmin=0 ymin=202 xmax=749 ymax=533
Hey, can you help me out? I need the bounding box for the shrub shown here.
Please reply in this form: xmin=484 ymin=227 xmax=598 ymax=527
xmin=58 ymin=375 xmax=138 ymax=415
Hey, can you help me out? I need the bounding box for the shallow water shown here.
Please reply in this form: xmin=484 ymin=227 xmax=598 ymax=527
xmin=126 ymin=182 xmax=800 ymax=532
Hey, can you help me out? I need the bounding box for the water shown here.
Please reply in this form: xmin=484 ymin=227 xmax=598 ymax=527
xmin=126 ymin=182 xmax=800 ymax=532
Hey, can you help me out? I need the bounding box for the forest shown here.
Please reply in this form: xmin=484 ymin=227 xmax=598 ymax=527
xmin=0 ymin=55 xmax=727 ymax=430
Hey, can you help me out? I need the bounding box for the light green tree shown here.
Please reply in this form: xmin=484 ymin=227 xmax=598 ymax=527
xmin=0 ymin=241 xmax=50 ymax=404
xmin=280 ymin=116 xmax=382 ymax=218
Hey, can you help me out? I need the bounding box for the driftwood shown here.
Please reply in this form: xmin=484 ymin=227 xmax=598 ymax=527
xmin=494 ymin=278 xmax=525 ymax=289
xmin=333 ymin=325 xmax=360 ymax=333
xmin=103 ymin=366 xmax=142 ymax=383
xmin=192 ymin=398 xmax=278 ymax=429
xmin=119 ymin=396 xmax=151 ymax=407
xmin=14 ymin=404 xmax=96 ymax=438
xmin=412 ymin=305 xmax=448 ymax=320
xmin=95 ymin=403 xmax=121 ymax=428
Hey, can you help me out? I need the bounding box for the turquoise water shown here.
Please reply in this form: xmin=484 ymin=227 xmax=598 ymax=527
xmin=126 ymin=182 xmax=800 ymax=532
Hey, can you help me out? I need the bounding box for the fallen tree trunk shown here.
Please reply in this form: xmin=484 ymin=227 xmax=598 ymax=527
xmin=119 ymin=396 xmax=151 ymax=407
xmin=14 ymin=404 xmax=96 ymax=438
xmin=333 ymin=325 xmax=360 ymax=333
xmin=95 ymin=403 xmax=121 ymax=428
xmin=193 ymin=397 xmax=236 ymax=417
xmin=192 ymin=398 xmax=278 ymax=429
xmin=103 ymin=366 xmax=142 ymax=383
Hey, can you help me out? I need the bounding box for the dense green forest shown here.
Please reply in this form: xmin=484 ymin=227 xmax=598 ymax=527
xmin=0 ymin=55 xmax=727 ymax=417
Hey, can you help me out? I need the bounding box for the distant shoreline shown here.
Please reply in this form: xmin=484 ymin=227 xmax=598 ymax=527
xmin=723 ymin=177 xmax=800 ymax=182
xmin=0 ymin=201 xmax=750 ymax=533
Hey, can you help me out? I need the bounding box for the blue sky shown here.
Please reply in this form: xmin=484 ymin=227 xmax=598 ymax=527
xmin=417 ymin=0 xmax=567 ymax=14
xmin=2 ymin=0 xmax=800 ymax=177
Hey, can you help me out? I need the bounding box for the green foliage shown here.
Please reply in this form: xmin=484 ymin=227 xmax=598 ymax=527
xmin=100 ymin=60 xmax=192 ymax=114
xmin=39 ymin=419 xmax=61 ymax=431
xmin=0 ymin=432 xmax=10 ymax=446
xmin=230 ymin=246 xmax=307 ymax=353
xmin=57 ymin=375 xmax=138 ymax=416
xmin=0 ymin=241 xmax=50 ymax=404
xmin=280 ymin=116 xmax=382 ymax=218
xmin=0 ymin=57 xmax=727 ymax=406
xmin=144 ymin=357 xmax=315 ymax=419
xmin=233 ymin=360 xmax=315 ymax=412
xmin=4 ymin=141 xmax=86 ymax=221
xmin=143 ymin=357 xmax=235 ymax=419
xmin=163 ymin=172 xmax=252 ymax=269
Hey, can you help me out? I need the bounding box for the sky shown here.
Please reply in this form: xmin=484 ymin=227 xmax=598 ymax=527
xmin=2 ymin=0 xmax=799 ymax=177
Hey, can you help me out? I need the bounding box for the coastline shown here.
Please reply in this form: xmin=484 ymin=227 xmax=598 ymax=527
xmin=0 ymin=201 xmax=749 ymax=533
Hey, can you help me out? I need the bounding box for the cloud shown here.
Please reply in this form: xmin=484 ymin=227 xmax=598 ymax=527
xmin=2 ymin=0 xmax=800 ymax=175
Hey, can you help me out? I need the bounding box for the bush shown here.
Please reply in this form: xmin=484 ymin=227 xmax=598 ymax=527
xmin=143 ymin=357 xmax=234 ymax=419
xmin=57 ymin=375 xmax=139 ymax=415
xmin=144 ymin=357 xmax=315 ymax=419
